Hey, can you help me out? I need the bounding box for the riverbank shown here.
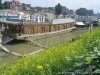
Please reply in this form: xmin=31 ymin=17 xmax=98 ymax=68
xmin=0 ymin=28 xmax=88 ymax=65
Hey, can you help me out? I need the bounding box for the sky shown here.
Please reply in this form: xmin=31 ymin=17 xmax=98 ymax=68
xmin=3 ymin=0 xmax=100 ymax=13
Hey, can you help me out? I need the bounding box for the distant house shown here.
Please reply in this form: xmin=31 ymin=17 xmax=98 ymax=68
xmin=0 ymin=10 xmax=30 ymax=21
xmin=0 ymin=10 xmax=19 ymax=21
xmin=45 ymin=12 xmax=55 ymax=21
xmin=10 ymin=0 xmax=23 ymax=11
xmin=31 ymin=11 xmax=56 ymax=23
xmin=75 ymin=15 xmax=98 ymax=22
xmin=31 ymin=12 xmax=46 ymax=23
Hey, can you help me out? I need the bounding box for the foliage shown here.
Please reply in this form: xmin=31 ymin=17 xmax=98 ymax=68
xmin=0 ymin=28 xmax=100 ymax=75
xmin=3 ymin=1 xmax=10 ymax=9
xmin=0 ymin=0 xmax=2 ymax=4
xmin=55 ymin=3 xmax=62 ymax=17
xmin=61 ymin=6 xmax=67 ymax=17
xmin=0 ymin=0 xmax=4 ymax=9
xmin=65 ymin=45 xmax=100 ymax=75
xmin=76 ymin=8 xmax=94 ymax=16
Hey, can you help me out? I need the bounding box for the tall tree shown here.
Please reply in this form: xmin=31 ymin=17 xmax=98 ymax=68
xmin=76 ymin=8 xmax=94 ymax=16
xmin=87 ymin=10 xmax=94 ymax=16
xmin=62 ymin=6 xmax=68 ymax=18
xmin=68 ymin=10 xmax=74 ymax=15
xmin=76 ymin=8 xmax=87 ymax=16
xmin=3 ymin=1 xmax=10 ymax=9
xmin=55 ymin=3 xmax=62 ymax=18
xmin=0 ymin=0 xmax=4 ymax=9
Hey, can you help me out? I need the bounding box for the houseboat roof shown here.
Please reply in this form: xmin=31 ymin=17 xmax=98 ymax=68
xmin=0 ymin=9 xmax=13 ymax=13
xmin=0 ymin=20 xmax=21 ymax=25
xmin=52 ymin=18 xmax=76 ymax=24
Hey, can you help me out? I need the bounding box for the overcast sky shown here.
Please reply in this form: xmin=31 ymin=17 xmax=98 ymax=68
xmin=3 ymin=0 xmax=100 ymax=13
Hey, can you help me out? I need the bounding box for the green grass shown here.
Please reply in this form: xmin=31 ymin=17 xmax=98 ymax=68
xmin=0 ymin=28 xmax=100 ymax=75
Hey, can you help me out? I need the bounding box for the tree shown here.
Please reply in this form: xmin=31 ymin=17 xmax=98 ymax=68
xmin=0 ymin=0 xmax=2 ymax=4
xmin=62 ymin=6 xmax=67 ymax=18
xmin=0 ymin=0 xmax=4 ymax=9
xmin=55 ymin=3 xmax=62 ymax=18
xmin=87 ymin=10 xmax=94 ymax=16
xmin=3 ymin=1 xmax=10 ymax=9
xmin=76 ymin=8 xmax=87 ymax=16
xmin=76 ymin=8 xmax=94 ymax=16
xmin=68 ymin=10 xmax=74 ymax=15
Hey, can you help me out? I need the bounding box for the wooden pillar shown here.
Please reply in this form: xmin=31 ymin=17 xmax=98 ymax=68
xmin=1 ymin=23 xmax=4 ymax=30
xmin=41 ymin=26 xmax=44 ymax=33
xmin=54 ymin=25 xmax=55 ymax=31
xmin=21 ymin=24 xmax=24 ymax=34
xmin=18 ymin=24 xmax=22 ymax=35
xmin=9 ymin=25 xmax=11 ymax=32
xmin=33 ymin=26 xmax=34 ymax=34
xmin=49 ymin=25 xmax=51 ymax=32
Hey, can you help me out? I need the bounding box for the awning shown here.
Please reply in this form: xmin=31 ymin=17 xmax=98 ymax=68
xmin=76 ymin=22 xmax=85 ymax=26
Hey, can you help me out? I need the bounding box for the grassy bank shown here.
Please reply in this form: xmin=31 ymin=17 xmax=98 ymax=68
xmin=0 ymin=28 xmax=100 ymax=75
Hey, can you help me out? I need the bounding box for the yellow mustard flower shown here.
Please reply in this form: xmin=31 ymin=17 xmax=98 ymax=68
xmin=37 ymin=65 xmax=43 ymax=70
xmin=84 ymin=57 xmax=92 ymax=62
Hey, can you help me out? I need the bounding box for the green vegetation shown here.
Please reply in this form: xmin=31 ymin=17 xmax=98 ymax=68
xmin=55 ymin=3 xmax=62 ymax=18
xmin=0 ymin=28 xmax=100 ymax=75
xmin=76 ymin=8 xmax=94 ymax=16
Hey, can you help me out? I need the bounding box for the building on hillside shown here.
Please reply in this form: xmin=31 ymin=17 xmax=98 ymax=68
xmin=10 ymin=0 xmax=23 ymax=11
xmin=31 ymin=12 xmax=47 ymax=23
xmin=31 ymin=11 xmax=56 ymax=23
xmin=75 ymin=15 xmax=98 ymax=22
xmin=0 ymin=10 xmax=30 ymax=21
xmin=0 ymin=10 xmax=19 ymax=21
xmin=17 ymin=11 xmax=31 ymax=21
xmin=4 ymin=0 xmax=32 ymax=12
xmin=45 ymin=12 xmax=55 ymax=21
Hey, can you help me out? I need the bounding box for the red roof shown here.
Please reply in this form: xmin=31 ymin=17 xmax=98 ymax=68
xmin=11 ymin=11 xmax=18 ymax=15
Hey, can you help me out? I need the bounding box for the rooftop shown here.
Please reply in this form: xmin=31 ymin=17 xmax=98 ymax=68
xmin=52 ymin=18 xmax=76 ymax=24
xmin=0 ymin=20 xmax=21 ymax=25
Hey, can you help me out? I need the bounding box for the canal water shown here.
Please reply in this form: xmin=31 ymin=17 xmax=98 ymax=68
xmin=0 ymin=28 xmax=88 ymax=65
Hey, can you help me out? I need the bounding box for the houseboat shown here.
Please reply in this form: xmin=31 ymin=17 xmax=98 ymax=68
xmin=0 ymin=18 xmax=76 ymax=44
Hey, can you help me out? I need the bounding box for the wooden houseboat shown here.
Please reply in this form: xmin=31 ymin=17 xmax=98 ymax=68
xmin=0 ymin=18 xmax=76 ymax=44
